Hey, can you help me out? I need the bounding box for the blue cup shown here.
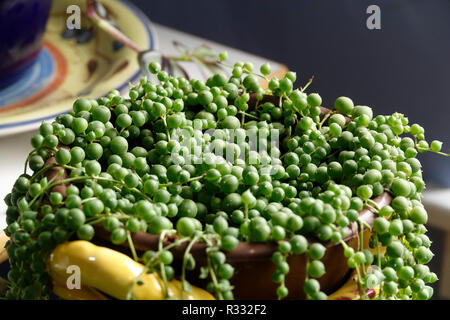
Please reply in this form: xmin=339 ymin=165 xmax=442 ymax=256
xmin=0 ymin=0 xmax=53 ymax=87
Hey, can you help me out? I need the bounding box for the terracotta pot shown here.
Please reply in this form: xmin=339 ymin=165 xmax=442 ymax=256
xmin=93 ymin=193 xmax=392 ymax=300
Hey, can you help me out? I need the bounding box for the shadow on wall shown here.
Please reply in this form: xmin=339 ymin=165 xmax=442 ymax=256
xmin=132 ymin=0 xmax=450 ymax=186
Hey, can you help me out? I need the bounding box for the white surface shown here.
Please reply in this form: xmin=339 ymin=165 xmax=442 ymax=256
xmin=0 ymin=121 xmax=50 ymax=139
xmin=0 ymin=23 xmax=284 ymax=231
xmin=153 ymin=23 xmax=284 ymax=79
xmin=0 ymin=131 xmax=35 ymax=230
xmin=422 ymin=187 xmax=450 ymax=231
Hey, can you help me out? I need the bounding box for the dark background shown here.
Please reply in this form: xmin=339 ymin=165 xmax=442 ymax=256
xmin=126 ymin=0 xmax=450 ymax=299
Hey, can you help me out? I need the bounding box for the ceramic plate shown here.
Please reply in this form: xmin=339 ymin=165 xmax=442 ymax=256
xmin=0 ymin=0 xmax=158 ymax=137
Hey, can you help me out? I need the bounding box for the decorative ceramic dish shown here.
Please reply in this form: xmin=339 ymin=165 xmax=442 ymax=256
xmin=0 ymin=0 xmax=157 ymax=137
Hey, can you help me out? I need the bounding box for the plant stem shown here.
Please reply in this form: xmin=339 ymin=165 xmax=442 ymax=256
xmin=181 ymin=234 xmax=200 ymax=300
xmin=319 ymin=110 xmax=335 ymax=129
xmin=127 ymin=231 xmax=138 ymax=261
xmin=304 ymin=255 xmax=311 ymax=300
xmin=158 ymin=230 xmax=171 ymax=299
xmin=161 ymin=116 xmax=171 ymax=140
xmin=238 ymin=111 xmax=258 ymax=120
xmin=206 ymin=249 xmax=224 ymax=300
xmin=366 ymin=199 xmax=380 ymax=211
xmin=300 ymin=76 xmax=314 ymax=93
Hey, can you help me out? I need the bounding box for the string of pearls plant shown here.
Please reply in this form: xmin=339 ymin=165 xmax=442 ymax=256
xmin=2 ymin=51 xmax=447 ymax=300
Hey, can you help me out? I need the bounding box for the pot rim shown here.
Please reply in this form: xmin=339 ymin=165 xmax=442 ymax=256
xmin=107 ymin=192 xmax=392 ymax=261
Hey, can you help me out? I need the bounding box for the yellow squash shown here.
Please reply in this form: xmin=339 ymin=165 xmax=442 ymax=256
xmin=0 ymin=231 xmax=9 ymax=264
xmin=48 ymin=240 xmax=214 ymax=300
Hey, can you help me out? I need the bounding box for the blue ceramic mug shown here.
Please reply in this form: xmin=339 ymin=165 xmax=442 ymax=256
xmin=0 ymin=0 xmax=53 ymax=87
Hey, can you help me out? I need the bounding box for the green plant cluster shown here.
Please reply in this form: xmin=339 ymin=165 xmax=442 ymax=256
xmin=2 ymin=52 xmax=446 ymax=300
